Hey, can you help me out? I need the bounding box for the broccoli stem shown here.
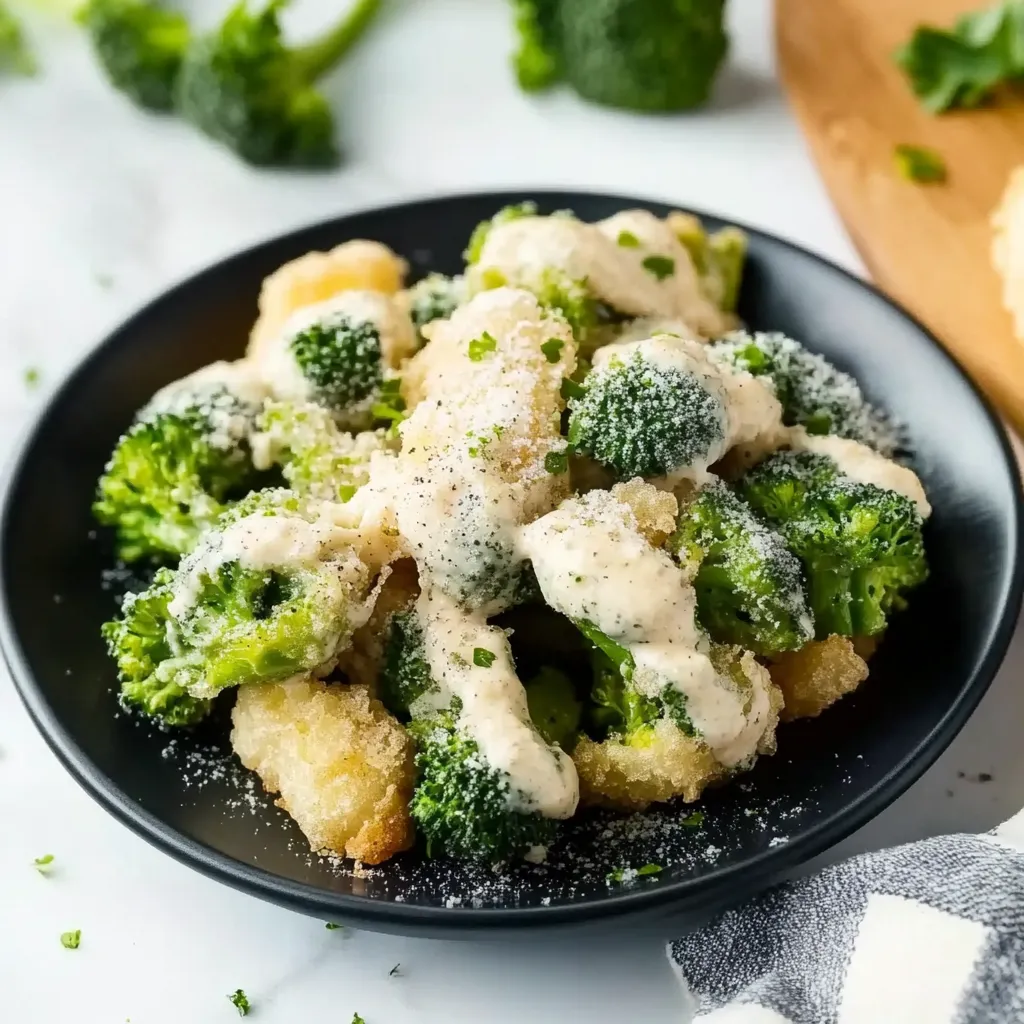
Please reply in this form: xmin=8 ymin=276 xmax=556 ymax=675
xmin=290 ymin=0 xmax=381 ymax=83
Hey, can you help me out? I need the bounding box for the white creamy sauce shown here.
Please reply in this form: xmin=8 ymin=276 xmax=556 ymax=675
xmin=518 ymin=490 xmax=770 ymax=768
xmin=789 ymin=429 xmax=931 ymax=518
xmin=415 ymin=587 xmax=579 ymax=818
xmin=474 ymin=214 xmax=722 ymax=334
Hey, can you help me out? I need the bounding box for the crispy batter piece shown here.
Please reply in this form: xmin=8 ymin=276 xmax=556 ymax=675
xmin=232 ymin=677 xmax=415 ymax=863
xmin=770 ymin=635 xmax=869 ymax=722
xmin=249 ymin=240 xmax=408 ymax=360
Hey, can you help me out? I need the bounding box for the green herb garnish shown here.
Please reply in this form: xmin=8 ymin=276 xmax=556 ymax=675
xmin=33 ymin=854 xmax=54 ymax=873
xmin=468 ymin=331 xmax=498 ymax=361
xmin=60 ymin=930 xmax=81 ymax=950
xmin=894 ymin=144 xmax=947 ymax=183
xmin=616 ymin=230 xmax=640 ymax=248
xmin=228 ymin=989 xmax=250 ymax=1016
xmin=473 ymin=648 xmax=496 ymax=668
xmin=681 ymin=810 xmax=705 ymax=827
xmin=540 ymin=337 xmax=565 ymax=363
xmin=641 ymin=255 xmax=675 ymax=280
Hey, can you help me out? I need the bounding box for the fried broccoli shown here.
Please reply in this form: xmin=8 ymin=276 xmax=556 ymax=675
xmin=668 ymin=212 xmax=747 ymax=314
xmin=253 ymin=400 xmax=387 ymax=503
xmin=409 ymin=701 xmax=560 ymax=861
xmin=103 ymin=491 xmax=372 ymax=724
xmin=0 ymin=1 xmax=35 ymax=75
xmin=709 ymin=332 xmax=900 ymax=455
xmin=406 ymin=274 xmax=466 ymax=344
xmin=739 ymin=451 xmax=928 ymax=638
xmin=94 ymin=366 xmax=268 ymax=562
xmin=567 ymin=344 xmax=727 ymax=478
xmin=670 ymin=480 xmax=814 ymax=656
xmin=378 ymin=608 xmax=435 ymax=719
xmin=524 ymin=666 xmax=582 ymax=750
xmin=510 ymin=0 xmax=729 ymax=112
xmin=175 ymin=0 xmax=381 ymax=167
xmin=78 ymin=0 xmax=189 ymax=110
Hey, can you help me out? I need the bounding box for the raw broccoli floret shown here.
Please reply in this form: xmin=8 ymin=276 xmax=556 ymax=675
xmin=94 ymin=385 xmax=265 ymax=563
xmin=567 ymin=347 xmax=727 ymax=478
xmin=524 ymin=666 xmax=581 ymax=750
xmin=283 ymin=306 xmax=385 ymax=418
xmin=409 ymin=703 xmax=558 ymax=861
xmin=576 ymin=619 xmax=694 ymax=740
xmin=670 ymin=480 xmax=814 ymax=656
xmin=254 ymin=400 xmax=385 ymax=503
xmin=102 ymin=496 xmax=363 ymax=722
xmin=739 ymin=451 xmax=928 ymax=638
xmin=510 ymin=0 xmax=729 ymax=112
xmin=0 ymin=1 xmax=35 ymax=75
xmin=670 ymin=213 xmax=747 ymax=314
xmin=407 ymin=274 xmax=465 ymax=344
xmin=175 ymin=0 xmax=381 ymax=167
xmin=78 ymin=0 xmax=190 ymax=110
xmin=709 ymin=332 xmax=900 ymax=455
xmin=379 ymin=609 xmax=435 ymax=719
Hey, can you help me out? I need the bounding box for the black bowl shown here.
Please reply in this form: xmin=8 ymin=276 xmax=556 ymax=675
xmin=3 ymin=192 xmax=1022 ymax=936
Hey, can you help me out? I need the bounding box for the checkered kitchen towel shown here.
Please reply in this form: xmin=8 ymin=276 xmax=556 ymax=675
xmin=667 ymin=812 xmax=1024 ymax=1023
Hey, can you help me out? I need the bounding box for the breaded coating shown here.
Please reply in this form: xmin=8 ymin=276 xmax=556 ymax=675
xmin=609 ymin=478 xmax=678 ymax=548
xmin=249 ymin=240 xmax=408 ymax=360
xmin=337 ymin=558 xmax=420 ymax=690
xmin=232 ymin=677 xmax=415 ymax=864
xmin=573 ymin=721 xmax=724 ymax=811
xmin=770 ymin=635 xmax=869 ymax=722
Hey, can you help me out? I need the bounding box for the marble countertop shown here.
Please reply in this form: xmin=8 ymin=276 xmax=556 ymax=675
xmin=2 ymin=1 xmax=1023 ymax=1021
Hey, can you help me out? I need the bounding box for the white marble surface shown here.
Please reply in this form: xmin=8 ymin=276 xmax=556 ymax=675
xmin=2 ymin=1 xmax=1023 ymax=1021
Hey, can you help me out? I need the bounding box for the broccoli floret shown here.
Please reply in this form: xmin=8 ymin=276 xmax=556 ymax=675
xmin=285 ymin=307 xmax=384 ymax=416
xmin=175 ymin=0 xmax=381 ymax=167
xmin=409 ymin=704 xmax=558 ymax=860
xmin=407 ymin=274 xmax=465 ymax=344
xmin=576 ymin=619 xmax=694 ymax=740
xmin=0 ymin=1 xmax=35 ymax=75
xmin=101 ymin=570 xmax=212 ymax=726
xmin=254 ymin=400 xmax=385 ymax=503
xmin=511 ymin=0 xmax=560 ymax=91
xmin=78 ymin=0 xmax=190 ymax=110
xmin=739 ymin=451 xmax=928 ymax=638
xmin=669 ymin=213 xmax=747 ymax=314
xmin=379 ymin=609 xmax=435 ymax=719
xmin=709 ymin=332 xmax=900 ymax=455
xmin=102 ymin=496 xmax=364 ymax=721
xmin=94 ymin=385 xmax=265 ymax=562
xmin=524 ymin=666 xmax=581 ymax=749
xmin=510 ymin=0 xmax=728 ymax=112
xmin=670 ymin=481 xmax=814 ymax=656
xmin=567 ymin=347 xmax=727 ymax=478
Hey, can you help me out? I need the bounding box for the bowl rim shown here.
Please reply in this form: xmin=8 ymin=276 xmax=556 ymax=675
xmin=3 ymin=188 xmax=1022 ymax=931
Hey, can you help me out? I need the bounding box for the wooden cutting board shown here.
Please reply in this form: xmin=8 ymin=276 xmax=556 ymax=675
xmin=776 ymin=0 xmax=1024 ymax=437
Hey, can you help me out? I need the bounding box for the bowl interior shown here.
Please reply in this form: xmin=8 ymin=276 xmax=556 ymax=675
xmin=3 ymin=192 xmax=1021 ymax=932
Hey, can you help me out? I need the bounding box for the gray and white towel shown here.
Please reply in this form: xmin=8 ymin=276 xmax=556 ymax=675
xmin=668 ymin=813 xmax=1024 ymax=1023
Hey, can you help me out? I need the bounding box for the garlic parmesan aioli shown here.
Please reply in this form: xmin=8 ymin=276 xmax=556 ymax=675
xmin=518 ymin=489 xmax=774 ymax=768
xmin=788 ymin=428 xmax=931 ymax=518
xmin=414 ymin=587 xmax=578 ymax=818
xmin=472 ymin=211 xmax=726 ymax=336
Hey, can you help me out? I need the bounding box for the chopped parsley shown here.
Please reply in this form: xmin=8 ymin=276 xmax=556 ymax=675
xmin=24 ymin=367 xmax=40 ymax=389
xmin=616 ymin=230 xmax=641 ymax=248
xmin=606 ymin=867 xmax=626 ymax=883
xmin=480 ymin=267 xmax=508 ymax=289
xmin=337 ymin=484 xmax=358 ymax=503
xmin=560 ymin=377 xmax=586 ymax=401
xmin=325 ymin=921 xmax=343 ymax=930
xmin=473 ymin=648 xmax=496 ymax=668
xmin=681 ymin=810 xmax=705 ymax=827
xmin=60 ymin=929 xmax=81 ymax=950
xmin=894 ymin=144 xmax=947 ymax=183
xmin=389 ymin=963 xmax=401 ymax=976
xmin=636 ymin=863 xmax=663 ymax=876
xmin=544 ymin=448 xmax=570 ymax=474
xmin=352 ymin=1016 xmax=366 ymax=1024
xmin=540 ymin=337 xmax=565 ymax=363
xmin=468 ymin=331 xmax=498 ymax=361
xmin=371 ymin=377 xmax=407 ymax=424
xmin=33 ymin=854 xmax=54 ymax=873
xmin=606 ymin=863 xmax=662 ymax=883
xmin=228 ymin=989 xmax=250 ymax=1016
xmin=642 ymin=254 xmax=676 ymax=281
